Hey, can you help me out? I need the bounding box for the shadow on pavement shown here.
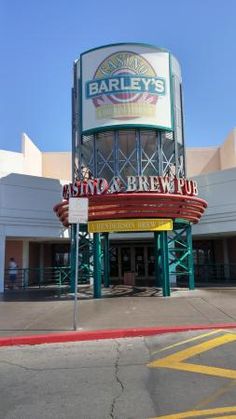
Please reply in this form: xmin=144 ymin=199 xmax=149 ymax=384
xmin=0 ymin=285 xmax=182 ymax=302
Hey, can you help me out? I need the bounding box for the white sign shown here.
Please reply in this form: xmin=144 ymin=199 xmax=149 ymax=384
xmin=69 ymin=198 xmax=88 ymax=224
xmin=81 ymin=44 xmax=173 ymax=133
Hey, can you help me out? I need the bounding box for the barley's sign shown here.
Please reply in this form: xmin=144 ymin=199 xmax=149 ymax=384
xmin=81 ymin=44 xmax=172 ymax=133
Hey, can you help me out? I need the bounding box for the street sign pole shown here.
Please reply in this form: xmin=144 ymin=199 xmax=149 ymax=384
xmin=73 ymin=222 xmax=79 ymax=330
xmin=69 ymin=197 xmax=88 ymax=332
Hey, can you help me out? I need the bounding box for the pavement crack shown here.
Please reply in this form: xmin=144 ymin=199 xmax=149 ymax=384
xmin=110 ymin=340 xmax=124 ymax=419
xmin=0 ymin=359 xmax=145 ymax=373
xmin=0 ymin=360 xmax=43 ymax=371
xmin=202 ymin=297 xmax=236 ymax=321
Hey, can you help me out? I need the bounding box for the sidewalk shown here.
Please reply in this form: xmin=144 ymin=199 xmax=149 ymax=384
xmin=1 ymin=286 xmax=236 ymax=344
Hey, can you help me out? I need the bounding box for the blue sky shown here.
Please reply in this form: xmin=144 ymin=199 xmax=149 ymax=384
xmin=0 ymin=0 xmax=236 ymax=152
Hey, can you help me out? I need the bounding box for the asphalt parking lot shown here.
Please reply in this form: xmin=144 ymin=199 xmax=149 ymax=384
xmin=1 ymin=329 xmax=236 ymax=418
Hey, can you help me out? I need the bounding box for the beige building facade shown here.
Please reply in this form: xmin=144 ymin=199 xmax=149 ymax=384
xmin=1 ymin=129 xmax=236 ymax=291
xmin=186 ymin=128 xmax=236 ymax=176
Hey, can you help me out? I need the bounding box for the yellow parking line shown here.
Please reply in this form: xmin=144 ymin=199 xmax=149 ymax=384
xmin=166 ymin=361 xmax=236 ymax=379
xmin=149 ymin=404 xmax=236 ymax=418
xmin=148 ymin=333 xmax=236 ymax=379
xmin=151 ymin=330 xmax=221 ymax=355
xmin=149 ymin=333 xmax=236 ymax=364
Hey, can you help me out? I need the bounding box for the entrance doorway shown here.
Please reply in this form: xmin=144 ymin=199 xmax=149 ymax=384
xmin=52 ymin=243 xmax=70 ymax=267
xmin=109 ymin=244 xmax=155 ymax=285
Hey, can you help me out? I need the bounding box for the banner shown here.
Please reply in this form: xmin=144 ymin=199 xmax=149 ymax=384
xmin=88 ymin=218 xmax=173 ymax=233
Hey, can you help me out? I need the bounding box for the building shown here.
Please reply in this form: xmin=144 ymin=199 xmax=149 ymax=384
xmin=1 ymin=42 xmax=236 ymax=293
xmin=0 ymin=133 xmax=70 ymax=292
xmin=1 ymin=131 xmax=236 ymax=292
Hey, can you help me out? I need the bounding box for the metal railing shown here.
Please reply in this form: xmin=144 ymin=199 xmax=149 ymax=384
xmin=5 ymin=263 xmax=236 ymax=291
xmin=4 ymin=266 xmax=71 ymax=290
xmin=194 ymin=263 xmax=236 ymax=285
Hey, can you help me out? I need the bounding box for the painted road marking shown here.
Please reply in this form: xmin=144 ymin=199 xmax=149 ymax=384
xmin=150 ymin=405 xmax=236 ymax=418
xmin=151 ymin=329 xmax=221 ymax=355
xmin=148 ymin=332 xmax=236 ymax=379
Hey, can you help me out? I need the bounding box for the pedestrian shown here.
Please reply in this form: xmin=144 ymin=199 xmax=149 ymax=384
xmin=8 ymin=257 xmax=18 ymax=289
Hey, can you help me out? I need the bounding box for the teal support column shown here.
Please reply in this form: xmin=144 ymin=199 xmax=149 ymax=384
xmin=154 ymin=232 xmax=161 ymax=287
xmin=160 ymin=231 xmax=170 ymax=297
xmin=103 ymin=233 xmax=110 ymax=288
xmin=70 ymin=224 xmax=77 ymax=293
xmin=93 ymin=233 xmax=102 ymax=298
xmin=186 ymin=224 xmax=195 ymax=290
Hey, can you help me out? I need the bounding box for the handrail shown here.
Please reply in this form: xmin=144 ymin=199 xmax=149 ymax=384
xmin=4 ymin=263 xmax=236 ymax=291
xmin=193 ymin=263 xmax=236 ymax=283
xmin=4 ymin=266 xmax=71 ymax=290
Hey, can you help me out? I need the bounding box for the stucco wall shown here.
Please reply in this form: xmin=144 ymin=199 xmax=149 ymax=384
xmin=5 ymin=240 xmax=23 ymax=269
xmin=42 ymin=152 xmax=71 ymax=181
xmin=22 ymin=133 xmax=42 ymax=176
xmin=0 ymin=173 xmax=69 ymax=291
xmin=186 ymin=147 xmax=220 ymax=177
xmin=219 ymin=129 xmax=236 ymax=170
xmin=192 ymin=167 xmax=236 ymax=236
xmin=0 ymin=150 xmax=24 ymax=177
xmin=0 ymin=133 xmax=42 ymax=179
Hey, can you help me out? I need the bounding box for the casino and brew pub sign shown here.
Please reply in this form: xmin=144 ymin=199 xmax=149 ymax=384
xmin=81 ymin=44 xmax=172 ymax=133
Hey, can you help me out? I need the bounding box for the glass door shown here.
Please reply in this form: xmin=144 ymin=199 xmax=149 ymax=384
xmin=147 ymin=246 xmax=155 ymax=277
xmin=110 ymin=247 xmax=119 ymax=278
xmin=135 ymin=247 xmax=145 ymax=277
xmin=121 ymin=247 xmax=131 ymax=276
xmin=52 ymin=244 xmax=70 ymax=267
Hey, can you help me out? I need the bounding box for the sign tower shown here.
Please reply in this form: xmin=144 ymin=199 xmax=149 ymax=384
xmin=55 ymin=43 xmax=207 ymax=297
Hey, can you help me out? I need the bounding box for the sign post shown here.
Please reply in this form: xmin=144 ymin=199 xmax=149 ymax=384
xmin=69 ymin=197 xmax=88 ymax=331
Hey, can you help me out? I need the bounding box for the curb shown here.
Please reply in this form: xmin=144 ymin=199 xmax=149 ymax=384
xmin=1 ymin=323 xmax=236 ymax=347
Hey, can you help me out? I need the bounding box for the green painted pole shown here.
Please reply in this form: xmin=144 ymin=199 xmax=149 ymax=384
xmin=70 ymin=224 xmax=76 ymax=293
xmin=93 ymin=233 xmax=102 ymax=298
xmin=160 ymin=231 xmax=170 ymax=297
xmin=186 ymin=224 xmax=195 ymax=290
xmin=154 ymin=232 xmax=161 ymax=287
xmin=103 ymin=233 xmax=110 ymax=288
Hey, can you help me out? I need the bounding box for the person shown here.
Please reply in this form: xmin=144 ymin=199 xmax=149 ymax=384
xmin=8 ymin=257 xmax=18 ymax=289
